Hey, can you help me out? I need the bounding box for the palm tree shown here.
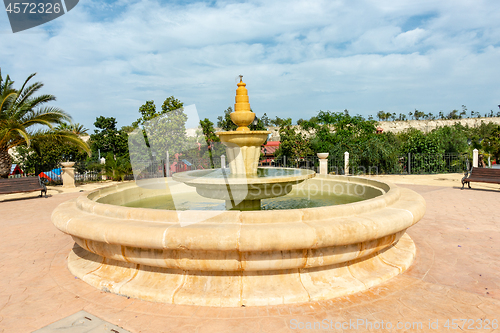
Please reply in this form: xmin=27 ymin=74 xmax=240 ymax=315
xmin=56 ymin=122 xmax=89 ymax=135
xmin=0 ymin=70 xmax=88 ymax=178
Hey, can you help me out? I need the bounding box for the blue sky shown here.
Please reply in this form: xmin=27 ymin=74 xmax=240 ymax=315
xmin=1 ymin=0 xmax=500 ymax=131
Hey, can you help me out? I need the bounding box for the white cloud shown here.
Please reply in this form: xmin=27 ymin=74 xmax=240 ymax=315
xmin=1 ymin=0 xmax=500 ymax=130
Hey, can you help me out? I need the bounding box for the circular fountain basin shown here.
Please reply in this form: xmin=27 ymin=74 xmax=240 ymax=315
xmin=52 ymin=175 xmax=425 ymax=307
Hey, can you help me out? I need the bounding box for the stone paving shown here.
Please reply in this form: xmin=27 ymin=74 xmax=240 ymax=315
xmin=1 ymin=180 xmax=500 ymax=332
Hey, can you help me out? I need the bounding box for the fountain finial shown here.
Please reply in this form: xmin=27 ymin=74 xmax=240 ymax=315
xmin=231 ymin=76 xmax=255 ymax=132
xmin=216 ymin=77 xmax=270 ymax=176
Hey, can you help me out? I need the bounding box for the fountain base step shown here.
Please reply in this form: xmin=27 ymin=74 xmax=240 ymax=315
xmin=68 ymin=233 xmax=416 ymax=307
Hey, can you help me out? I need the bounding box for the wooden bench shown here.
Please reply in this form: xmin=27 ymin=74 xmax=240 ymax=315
xmin=461 ymin=167 xmax=500 ymax=189
xmin=0 ymin=176 xmax=47 ymax=197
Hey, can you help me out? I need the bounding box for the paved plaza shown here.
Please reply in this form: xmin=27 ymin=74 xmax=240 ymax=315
xmin=1 ymin=175 xmax=499 ymax=332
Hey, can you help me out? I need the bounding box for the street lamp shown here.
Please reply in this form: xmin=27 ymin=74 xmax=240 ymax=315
xmin=252 ymin=116 xmax=259 ymax=127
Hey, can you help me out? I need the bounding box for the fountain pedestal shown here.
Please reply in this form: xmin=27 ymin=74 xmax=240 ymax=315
xmin=175 ymin=76 xmax=316 ymax=210
xmin=61 ymin=161 xmax=76 ymax=188
xmin=216 ymin=131 xmax=269 ymax=175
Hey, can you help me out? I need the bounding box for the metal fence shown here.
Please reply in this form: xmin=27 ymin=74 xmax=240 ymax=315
xmin=401 ymin=153 xmax=469 ymax=175
xmin=259 ymin=153 xmax=470 ymax=175
xmin=265 ymin=155 xmax=320 ymax=170
xmin=9 ymin=152 xmax=471 ymax=186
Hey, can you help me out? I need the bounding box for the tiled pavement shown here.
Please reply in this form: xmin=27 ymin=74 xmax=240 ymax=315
xmin=1 ymin=184 xmax=499 ymax=332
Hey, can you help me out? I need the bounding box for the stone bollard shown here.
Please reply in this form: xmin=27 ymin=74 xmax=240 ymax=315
xmin=61 ymin=162 xmax=76 ymax=188
xmin=221 ymin=155 xmax=226 ymax=169
xmin=100 ymin=157 xmax=106 ymax=180
xmin=317 ymin=153 xmax=329 ymax=175
xmin=473 ymin=149 xmax=478 ymax=168
xmin=344 ymin=151 xmax=349 ymax=175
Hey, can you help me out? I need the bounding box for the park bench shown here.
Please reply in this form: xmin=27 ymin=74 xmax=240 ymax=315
xmin=461 ymin=167 xmax=500 ymax=189
xmin=0 ymin=176 xmax=47 ymax=197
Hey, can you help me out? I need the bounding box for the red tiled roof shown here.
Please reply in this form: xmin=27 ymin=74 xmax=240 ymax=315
xmin=261 ymin=145 xmax=278 ymax=156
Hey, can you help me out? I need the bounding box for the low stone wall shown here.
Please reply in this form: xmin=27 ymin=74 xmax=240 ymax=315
xmin=377 ymin=117 xmax=500 ymax=134
xmin=264 ymin=117 xmax=500 ymax=141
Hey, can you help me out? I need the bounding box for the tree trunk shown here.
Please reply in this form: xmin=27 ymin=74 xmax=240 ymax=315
xmin=0 ymin=147 xmax=12 ymax=178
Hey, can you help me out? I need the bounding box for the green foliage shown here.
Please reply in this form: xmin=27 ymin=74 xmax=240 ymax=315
xmin=0 ymin=70 xmax=88 ymax=177
xmin=132 ymin=96 xmax=184 ymax=129
xmin=217 ymin=107 xmax=237 ymax=131
xmin=481 ymin=125 xmax=500 ymax=163
xmin=398 ymin=129 xmax=444 ymax=173
xmin=353 ymin=132 xmax=402 ymax=174
xmin=270 ymin=116 xmax=289 ymax=127
xmin=300 ymin=110 xmax=400 ymax=174
xmin=200 ymin=118 xmax=219 ymax=144
xmin=55 ymin=122 xmax=89 ymax=135
xmin=199 ymin=118 xmax=221 ymax=168
xmin=132 ymin=100 xmax=156 ymax=127
xmin=90 ymin=116 xmax=129 ymax=158
xmin=104 ymin=152 xmax=132 ymax=181
xmin=161 ymin=96 xmax=184 ymax=114
xmin=400 ymin=129 xmax=441 ymax=154
xmin=249 ymin=112 xmax=269 ymax=131
xmin=259 ymin=113 xmax=271 ymax=127
xmin=275 ymin=118 xmax=312 ymax=161
xmin=143 ymin=103 xmax=188 ymax=160
xmin=14 ymin=131 xmax=89 ymax=175
xmin=428 ymin=124 xmax=468 ymax=154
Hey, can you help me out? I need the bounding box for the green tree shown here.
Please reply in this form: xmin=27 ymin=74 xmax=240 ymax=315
xmin=274 ymin=118 xmax=312 ymax=161
xmin=399 ymin=128 xmax=444 ymax=173
xmin=14 ymin=131 xmax=89 ymax=175
xmin=133 ymin=97 xmax=184 ymax=128
xmin=90 ymin=116 xmax=129 ymax=158
xmin=199 ymin=118 xmax=221 ymax=168
xmin=161 ymin=96 xmax=184 ymax=114
xmin=217 ymin=107 xmax=238 ymax=131
xmin=249 ymin=114 xmax=268 ymax=131
xmin=104 ymin=152 xmax=132 ymax=181
xmin=301 ymin=110 xmax=401 ymax=174
xmin=446 ymin=109 xmax=460 ymax=119
xmin=260 ymin=113 xmax=271 ymax=127
xmin=142 ymin=97 xmax=187 ymax=159
xmin=0 ymin=70 xmax=87 ymax=178
xmin=270 ymin=116 xmax=289 ymax=127
xmin=377 ymin=111 xmax=386 ymax=121
xmin=482 ymin=125 xmax=500 ymax=163
xmin=56 ymin=122 xmax=89 ymax=135
xmin=428 ymin=124 xmax=468 ymax=154
xmin=132 ymin=100 xmax=156 ymax=127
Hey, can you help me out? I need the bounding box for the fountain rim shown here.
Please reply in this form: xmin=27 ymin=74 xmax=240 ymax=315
xmin=172 ymin=167 xmax=316 ymax=185
xmin=51 ymin=175 xmax=427 ymax=252
xmin=78 ymin=174 xmax=401 ymax=220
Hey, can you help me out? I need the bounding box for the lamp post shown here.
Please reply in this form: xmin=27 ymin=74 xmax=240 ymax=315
xmin=252 ymin=117 xmax=259 ymax=128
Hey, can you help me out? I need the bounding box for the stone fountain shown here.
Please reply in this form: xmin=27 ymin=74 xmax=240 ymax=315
xmin=52 ymin=78 xmax=426 ymax=307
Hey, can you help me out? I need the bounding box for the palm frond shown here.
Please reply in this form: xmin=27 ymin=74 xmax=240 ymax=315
xmin=2 ymin=124 xmax=30 ymax=148
xmin=16 ymin=72 xmax=37 ymax=98
xmin=15 ymin=82 xmax=46 ymax=107
xmin=0 ymin=92 xmax=17 ymax=115
xmin=31 ymin=129 xmax=90 ymax=154
xmin=28 ymin=106 xmax=72 ymax=123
